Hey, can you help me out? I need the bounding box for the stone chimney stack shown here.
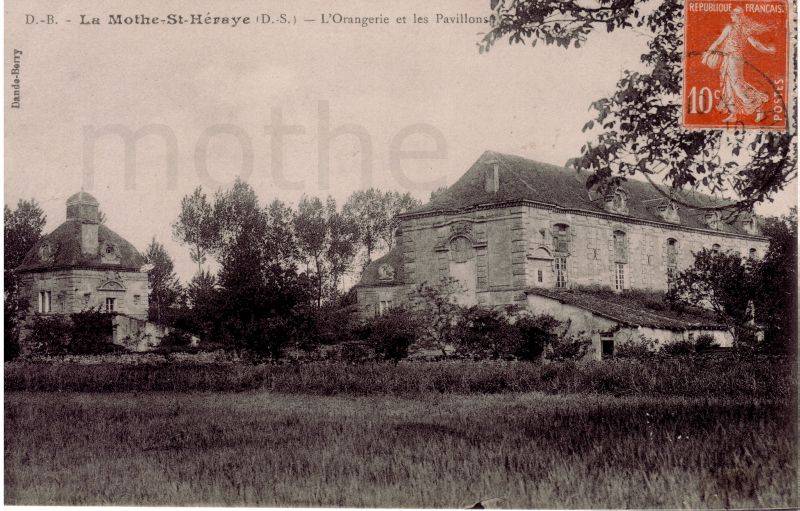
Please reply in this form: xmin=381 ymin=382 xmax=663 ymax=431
xmin=484 ymin=161 xmax=500 ymax=193
xmin=66 ymin=191 xmax=100 ymax=256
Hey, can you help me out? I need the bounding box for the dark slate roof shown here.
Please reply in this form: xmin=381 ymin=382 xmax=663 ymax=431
xmin=17 ymin=220 xmax=146 ymax=273
xmin=526 ymin=288 xmax=727 ymax=331
xmin=403 ymin=151 xmax=762 ymax=237
xmin=66 ymin=190 xmax=99 ymax=205
xmin=358 ymin=246 xmax=404 ymax=287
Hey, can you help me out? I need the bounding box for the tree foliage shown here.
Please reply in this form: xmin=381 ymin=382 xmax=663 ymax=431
xmin=172 ymin=187 xmax=216 ymax=273
xmin=4 ymin=199 xmax=46 ymax=359
xmin=294 ymin=196 xmax=359 ymax=306
xmin=752 ymin=208 xmax=797 ymax=353
xmin=481 ymin=0 xmax=796 ymax=213
xmin=144 ymin=238 xmax=183 ymax=324
xmin=342 ymin=189 xmax=421 ymax=268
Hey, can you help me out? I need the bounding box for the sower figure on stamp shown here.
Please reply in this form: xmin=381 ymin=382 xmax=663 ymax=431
xmin=702 ymin=7 xmax=776 ymax=124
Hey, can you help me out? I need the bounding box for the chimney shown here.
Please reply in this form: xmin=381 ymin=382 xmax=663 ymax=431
xmin=484 ymin=161 xmax=500 ymax=193
xmin=66 ymin=191 xmax=100 ymax=256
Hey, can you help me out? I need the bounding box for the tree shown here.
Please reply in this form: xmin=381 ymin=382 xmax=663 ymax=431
xmin=753 ymin=208 xmax=797 ymax=353
xmin=411 ymin=277 xmax=465 ymax=357
xmin=667 ymin=249 xmax=759 ymax=344
xmin=343 ymin=189 xmax=421 ymax=268
xmin=4 ymin=199 xmax=46 ymax=359
xmin=172 ymin=187 xmax=216 ymax=273
xmin=143 ymin=238 xmax=183 ymax=324
xmin=481 ymin=0 xmax=795 ymax=214
xmin=295 ymin=196 xmax=358 ymax=306
xmin=4 ymin=199 xmax=46 ymax=292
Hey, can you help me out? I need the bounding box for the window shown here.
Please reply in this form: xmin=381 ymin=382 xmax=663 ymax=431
xmin=601 ymin=337 xmax=615 ymax=359
xmin=749 ymin=248 xmax=757 ymax=259
xmin=613 ymin=231 xmax=627 ymax=261
xmin=614 ymin=263 xmax=625 ymax=291
xmin=378 ymin=300 xmax=393 ymax=315
xmin=105 ymin=297 xmax=115 ymax=313
xmin=537 ymin=269 xmax=543 ymax=283
xmin=555 ymin=256 xmax=568 ymax=288
xmin=666 ymin=238 xmax=678 ymax=270
xmin=553 ymin=224 xmax=570 ymax=253
xmin=711 ymin=244 xmax=721 ymax=255
xmin=83 ymin=293 xmax=91 ymax=306
xmin=38 ymin=291 xmax=52 ymax=313
xmin=133 ymin=295 xmax=141 ymax=305
xmin=105 ymin=245 xmax=114 ymax=254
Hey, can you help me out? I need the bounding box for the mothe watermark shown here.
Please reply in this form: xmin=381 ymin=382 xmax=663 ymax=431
xmin=82 ymin=100 xmax=448 ymax=192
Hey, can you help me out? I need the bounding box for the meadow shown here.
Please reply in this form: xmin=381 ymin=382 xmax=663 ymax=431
xmin=5 ymin=358 xmax=797 ymax=508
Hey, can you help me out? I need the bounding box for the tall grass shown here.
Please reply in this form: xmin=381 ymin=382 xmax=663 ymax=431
xmin=5 ymin=391 xmax=796 ymax=508
xmin=5 ymin=356 xmax=792 ymax=399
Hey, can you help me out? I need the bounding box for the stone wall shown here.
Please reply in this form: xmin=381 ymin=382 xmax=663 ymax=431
xmin=18 ymin=269 xmax=149 ymax=320
xmin=357 ymin=202 xmax=768 ymax=317
xmin=399 ymin=203 xmax=768 ymax=301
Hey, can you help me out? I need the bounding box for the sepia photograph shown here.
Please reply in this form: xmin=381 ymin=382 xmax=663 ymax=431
xmin=4 ymin=0 xmax=798 ymax=508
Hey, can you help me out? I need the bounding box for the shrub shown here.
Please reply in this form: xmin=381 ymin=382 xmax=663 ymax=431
xmin=336 ymin=341 xmax=374 ymax=364
xmin=513 ymin=314 xmax=561 ymax=361
xmin=23 ymin=314 xmax=73 ymax=356
xmin=659 ymin=339 xmax=695 ymax=357
xmin=694 ymin=333 xmax=719 ymax=353
xmin=545 ymin=334 xmax=592 ymax=362
xmin=160 ymin=330 xmax=193 ymax=349
xmin=454 ymin=306 xmax=521 ymax=360
xmin=360 ymin=307 xmax=420 ymax=363
xmin=615 ymin=335 xmax=658 ymax=359
xmin=306 ymin=304 xmax=360 ymax=348
xmin=68 ymin=309 xmax=115 ymax=355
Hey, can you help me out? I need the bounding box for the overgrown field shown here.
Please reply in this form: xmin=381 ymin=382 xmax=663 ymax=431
xmin=4 ymin=356 xmax=793 ymax=399
xmin=5 ymin=391 xmax=796 ymax=508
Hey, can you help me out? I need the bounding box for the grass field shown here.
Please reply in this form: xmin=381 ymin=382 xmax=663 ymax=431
xmin=5 ymin=390 xmax=796 ymax=508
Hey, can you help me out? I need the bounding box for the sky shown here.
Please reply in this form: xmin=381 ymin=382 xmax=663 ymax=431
xmin=5 ymin=0 xmax=796 ymax=283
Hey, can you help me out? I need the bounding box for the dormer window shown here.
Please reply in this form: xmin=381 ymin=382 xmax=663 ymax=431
xmin=38 ymin=242 xmax=54 ymax=263
xmin=739 ymin=214 xmax=758 ymax=235
xmin=604 ymin=187 xmax=629 ymax=215
xmin=705 ymin=211 xmax=722 ymax=230
xmin=657 ymin=201 xmax=680 ymax=224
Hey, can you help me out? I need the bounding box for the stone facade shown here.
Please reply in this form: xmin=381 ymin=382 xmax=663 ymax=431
xmin=19 ymin=269 xmax=149 ymax=320
xmin=357 ymin=151 xmax=769 ymax=318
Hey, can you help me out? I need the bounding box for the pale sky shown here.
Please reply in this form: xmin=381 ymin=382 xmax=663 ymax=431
xmin=5 ymin=0 xmax=796 ymax=283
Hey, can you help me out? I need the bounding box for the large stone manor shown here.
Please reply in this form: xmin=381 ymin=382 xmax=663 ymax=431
xmin=357 ymin=151 xmax=770 ymax=356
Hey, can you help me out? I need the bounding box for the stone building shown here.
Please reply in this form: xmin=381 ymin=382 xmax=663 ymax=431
xmin=16 ymin=191 xmax=149 ymax=320
xmin=357 ymin=151 xmax=769 ymax=356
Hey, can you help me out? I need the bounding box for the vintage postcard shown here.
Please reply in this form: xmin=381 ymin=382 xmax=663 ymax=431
xmin=4 ymin=0 xmax=798 ymax=509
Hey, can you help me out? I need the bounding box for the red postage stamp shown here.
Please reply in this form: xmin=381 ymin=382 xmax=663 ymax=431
xmin=683 ymin=0 xmax=790 ymax=130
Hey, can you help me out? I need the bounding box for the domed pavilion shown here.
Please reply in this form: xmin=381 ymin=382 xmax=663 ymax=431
xmin=16 ymin=191 xmax=149 ymax=320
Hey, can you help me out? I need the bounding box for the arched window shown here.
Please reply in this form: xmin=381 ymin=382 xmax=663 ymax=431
xmin=711 ymin=244 xmax=721 ymax=255
xmin=749 ymin=248 xmax=758 ymax=259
